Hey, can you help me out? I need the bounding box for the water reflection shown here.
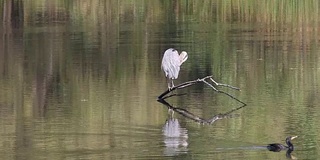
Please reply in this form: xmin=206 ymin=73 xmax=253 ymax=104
xmin=162 ymin=118 xmax=188 ymax=156
xmin=286 ymin=149 xmax=297 ymax=160
xmin=158 ymin=93 xmax=245 ymax=157
xmin=158 ymin=98 xmax=245 ymax=125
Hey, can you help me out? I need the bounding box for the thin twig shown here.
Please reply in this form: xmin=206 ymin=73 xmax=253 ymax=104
xmin=201 ymin=79 xmax=219 ymax=92
xmin=201 ymin=78 xmax=245 ymax=104
xmin=210 ymin=77 xmax=240 ymax=91
xmin=217 ymin=90 xmax=246 ymax=105
xmin=161 ymin=93 xmax=187 ymax=100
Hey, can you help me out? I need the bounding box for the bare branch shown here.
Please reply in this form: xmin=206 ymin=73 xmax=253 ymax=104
xmin=158 ymin=75 xmax=246 ymax=105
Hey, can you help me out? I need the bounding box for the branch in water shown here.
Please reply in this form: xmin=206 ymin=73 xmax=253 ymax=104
xmin=158 ymin=75 xmax=246 ymax=105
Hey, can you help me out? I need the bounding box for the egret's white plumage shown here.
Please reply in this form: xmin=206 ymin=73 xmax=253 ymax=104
xmin=161 ymin=48 xmax=188 ymax=89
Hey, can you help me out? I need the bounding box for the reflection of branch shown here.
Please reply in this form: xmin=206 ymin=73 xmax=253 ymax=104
xmin=157 ymin=99 xmax=246 ymax=125
xmin=158 ymin=75 xmax=246 ymax=105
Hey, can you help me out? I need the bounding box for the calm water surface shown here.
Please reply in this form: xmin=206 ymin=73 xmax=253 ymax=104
xmin=1 ymin=1 xmax=320 ymax=160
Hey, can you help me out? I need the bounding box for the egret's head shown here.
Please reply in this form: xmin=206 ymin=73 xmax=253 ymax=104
xmin=179 ymin=51 xmax=188 ymax=64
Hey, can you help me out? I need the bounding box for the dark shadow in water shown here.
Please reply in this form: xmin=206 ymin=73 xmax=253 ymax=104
xmin=285 ymin=149 xmax=297 ymax=159
xmin=265 ymin=147 xmax=297 ymax=159
xmin=157 ymin=98 xmax=245 ymax=125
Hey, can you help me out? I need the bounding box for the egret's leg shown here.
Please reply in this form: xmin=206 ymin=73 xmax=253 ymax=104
xmin=166 ymin=77 xmax=171 ymax=90
xmin=171 ymin=80 xmax=175 ymax=88
xmin=167 ymin=80 xmax=174 ymax=91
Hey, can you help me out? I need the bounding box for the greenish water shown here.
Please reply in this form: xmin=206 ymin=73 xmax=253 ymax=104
xmin=1 ymin=1 xmax=320 ymax=159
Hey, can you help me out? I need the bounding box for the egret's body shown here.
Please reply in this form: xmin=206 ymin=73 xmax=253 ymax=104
xmin=161 ymin=48 xmax=188 ymax=90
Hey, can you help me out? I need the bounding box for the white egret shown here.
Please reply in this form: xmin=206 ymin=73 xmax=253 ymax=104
xmin=161 ymin=48 xmax=188 ymax=90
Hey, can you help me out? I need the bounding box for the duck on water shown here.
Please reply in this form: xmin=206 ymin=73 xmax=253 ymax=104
xmin=267 ymin=136 xmax=298 ymax=152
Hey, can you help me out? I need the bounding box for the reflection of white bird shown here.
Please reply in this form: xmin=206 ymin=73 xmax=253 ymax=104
xmin=161 ymin=48 xmax=188 ymax=90
xmin=162 ymin=118 xmax=188 ymax=156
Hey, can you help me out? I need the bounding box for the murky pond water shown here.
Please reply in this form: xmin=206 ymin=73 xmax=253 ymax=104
xmin=1 ymin=1 xmax=320 ymax=159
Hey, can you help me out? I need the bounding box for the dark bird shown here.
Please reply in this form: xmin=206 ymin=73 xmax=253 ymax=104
xmin=267 ymin=136 xmax=298 ymax=152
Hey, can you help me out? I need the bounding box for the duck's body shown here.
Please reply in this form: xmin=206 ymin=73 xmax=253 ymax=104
xmin=267 ymin=143 xmax=288 ymax=152
xmin=267 ymin=136 xmax=297 ymax=152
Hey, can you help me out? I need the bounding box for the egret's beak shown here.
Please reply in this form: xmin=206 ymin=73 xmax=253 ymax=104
xmin=291 ymin=136 xmax=298 ymax=140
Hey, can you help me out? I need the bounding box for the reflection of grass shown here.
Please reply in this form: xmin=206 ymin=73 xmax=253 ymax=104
xmin=185 ymin=0 xmax=319 ymax=24
xmin=3 ymin=0 xmax=318 ymax=24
